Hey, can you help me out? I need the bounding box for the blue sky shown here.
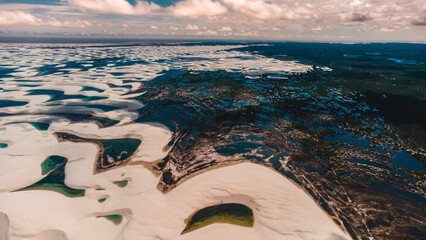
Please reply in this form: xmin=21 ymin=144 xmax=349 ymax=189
xmin=0 ymin=0 xmax=425 ymax=42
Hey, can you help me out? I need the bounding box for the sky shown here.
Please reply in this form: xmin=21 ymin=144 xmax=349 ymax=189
xmin=0 ymin=0 xmax=425 ymax=42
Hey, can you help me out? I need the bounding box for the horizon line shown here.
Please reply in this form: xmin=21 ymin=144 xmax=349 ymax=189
xmin=0 ymin=36 xmax=425 ymax=45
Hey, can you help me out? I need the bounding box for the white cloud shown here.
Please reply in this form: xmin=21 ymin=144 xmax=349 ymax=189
xmin=311 ymin=26 xmax=322 ymax=32
xmin=0 ymin=10 xmax=41 ymax=26
xmin=62 ymin=0 xmax=426 ymax=32
xmin=196 ymin=29 xmax=218 ymax=35
xmin=215 ymin=0 xmax=426 ymax=31
xmin=223 ymin=0 xmax=312 ymax=20
xmin=169 ymin=0 xmax=227 ymax=18
xmin=379 ymin=27 xmax=396 ymax=32
xmin=2 ymin=0 xmax=426 ymax=41
xmin=47 ymin=18 xmax=93 ymax=28
xmin=66 ymin=0 xmax=160 ymax=15
xmin=185 ymin=24 xmax=199 ymax=30
xmin=218 ymin=26 xmax=232 ymax=31
xmin=0 ymin=10 xmax=92 ymax=28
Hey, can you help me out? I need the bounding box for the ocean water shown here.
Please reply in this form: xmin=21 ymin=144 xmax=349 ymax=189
xmin=0 ymin=41 xmax=425 ymax=239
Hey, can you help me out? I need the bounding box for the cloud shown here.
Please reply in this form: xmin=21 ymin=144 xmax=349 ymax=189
xmin=411 ymin=16 xmax=426 ymax=26
xmin=0 ymin=10 xmax=41 ymax=26
xmin=196 ymin=29 xmax=218 ymax=35
xmin=311 ymin=26 xmax=322 ymax=32
xmin=218 ymin=26 xmax=232 ymax=31
xmin=46 ymin=18 xmax=93 ymax=28
xmin=339 ymin=12 xmax=372 ymax=24
xmin=2 ymin=0 xmax=426 ymax=41
xmin=62 ymin=0 xmax=426 ymax=32
xmin=66 ymin=0 xmax=160 ymax=15
xmin=217 ymin=0 xmax=426 ymax=31
xmin=347 ymin=12 xmax=372 ymax=22
xmin=169 ymin=0 xmax=228 ymax=18
xmin=0 ymin=10 xmax=92 ymax=28
xmin=355 ymin=0 xmax=426 ymax=28
xmin=185 ymin=24 xmax=199 ymax=30
xmin=223 ymin=0 xmax=312 ymax=20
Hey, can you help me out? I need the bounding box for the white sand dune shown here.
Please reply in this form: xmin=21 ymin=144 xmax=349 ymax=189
xmin=0 ymin=151 xmax=350 ymax=240
xmin=0 ymin=108 xmax=349 ymax=240
xmin=0 ymin=120 xmax=172 ymax=192
xmin=50 ymin=121 xmax=172 ymax=163
xmin=169 ymin=163 xmax=350 ymax=240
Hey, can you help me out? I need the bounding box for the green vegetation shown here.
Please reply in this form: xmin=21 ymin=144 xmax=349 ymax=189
xmin=98 ymin=198 xmax=107 ymax=203
xmin=181 ymin=203 xmax=254 ymax=234
xmin=0 ymin=143 xmax=7 ymax=148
